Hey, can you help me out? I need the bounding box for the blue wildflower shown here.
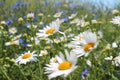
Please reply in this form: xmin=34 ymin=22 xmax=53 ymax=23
xmin=11 ymin=5 xmax=18 ymax=9
xmin=6 ymin=19 xmax=13 ymax=26
xmin=81 ymin=69 xmax=89 ymax=79
xmin=42 ymin=24 xmax=46 ymax=28
xmin=25 ymin=23 xmax=30 ymax=28
xmin=0 ymin=2 xmax=4 ymax=5
xmin=62 ymin=17 xmax=68 ymax=22
xmin=55 ymin=1 xmax=62 ymax=7
xmin=44 ymin=1 xmax=49 ymax=7
xmin=19 ymin=38 xmax=24 ymax=43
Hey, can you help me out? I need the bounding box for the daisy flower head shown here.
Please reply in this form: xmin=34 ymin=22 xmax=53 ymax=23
xmin=44 ymin=50 xmax=78 ymax=80
xmin=71 ymin=30 xmax=98 ymax=57
xmin=70 ymin=18 xmax=80 ymax=24
xmin=112 ymin=42 xmax=118 ymax=48
xmin=36 ymin=19 xmax=61 ymax=39
xmin=11 ymin=34 xmax=22 ymax=41
xmin=66 ymin=33 xmax=85 ymax=49
xmin=112 ymin=9 xmax=119 ymax=16
xmin=110 ymin=16 xmax=120 ymax=26
xmin=1 ymin=21 xmax=6 ymax=25
xmin=39 ymin=50 xmax=48 ymax=56
xmin=53 ymin=11 xmax=63 ymax=18
xmin=16 ymin=51 xmax=37 ymax=64
xmin=5 ymin=39 xmax=20 ymax=46
xmin=9 ymin=27 xmax=17 ymax=34
xmin=105 ymin=54 xmax=120 ymax=66
xmin=68 ymin=13 xmax=77 ymax=19
xmin=27 ymin=12 xmax=34 ymax=20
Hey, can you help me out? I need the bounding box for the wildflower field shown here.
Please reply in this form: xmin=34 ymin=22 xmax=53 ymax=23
xmin=0 ymin=0 xmax=120 ymax=80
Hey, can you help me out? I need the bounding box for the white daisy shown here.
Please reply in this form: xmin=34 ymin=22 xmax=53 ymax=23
xmin=27 ymin=12 xmax=34 ymax=19
xmin=70 ymin=18 xmax=80 ymax=24
xmin=39 ymin=50 xmax=48 ymax=56
xmin=11 ymin=34 xmax=22 ymax=40
xmin=112 ymin=42 xmax=118 ymax=48
xmin=71 ymin=30 xmax=98 ymax=57
xmin=110 ymin=16 xmax=120 ymax=26
xmin=66 ymin=33 xmax=85 ymax=49
xmin=9 ymin=27 xmax=17 ymax=34
xmin=5 ymin=39 xmax=19 ymax=46
xmin=53 ymin=11 xmax=63 ymax=18
xmin=16 ymin=51 xmax=37 ymax=64
xmin=68 ymin=13 xmax=77 ymax=19
xmin=1 ymin=21 xmax=6 ymax=25
xmin=31 ymin=37 xmax=40 ymax=45
xmin=105 ymin=54 xmax=120 ymax=66
xmin=76 ymin=19 xmax=89 ymax=27
xmin=36 ymin=19 xmax=65 ymax=39
xmin=97 ymin=30 xmax=103 ymax=39
xmin=44 ymin=50 xmax=78 ymax=80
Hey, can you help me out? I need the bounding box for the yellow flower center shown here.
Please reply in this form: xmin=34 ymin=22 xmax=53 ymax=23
xmin=79 ymin=36 xmax=84 ymax=41
xmin=58 ymin=61 xmax=72 ymax=70
xmin=22 ymin=53 xmax=31 ymax=59
xmin=10 ymin=41 xmax=15 ymax=45
xmin=84 ymin=43 xmax=95 ymax=51
xmin=53 ymin=58 xmax=57 ymax=62
xmin=46 ymin=28 xmax=55 ymax=34
xmin=41 ymin=52 xmax=46 ymax=56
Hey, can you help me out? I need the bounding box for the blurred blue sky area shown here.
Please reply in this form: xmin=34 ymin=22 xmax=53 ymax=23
xmin=79 ymin=0 xmax=120 ymax=9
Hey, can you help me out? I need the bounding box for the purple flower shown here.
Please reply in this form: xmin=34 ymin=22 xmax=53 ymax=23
xmin=0 ymin=2 xmax=4 ymax=5
xmin=19 ymin=38 xmax=24 ymax=43
xmin=11 ymin=5 xmax=18 ymax=9
xmin=62 ymin=17 xmax=68 ymax=22
xmin=44 ymin=1 xmax=49 ymax=7
xmin=55 ymin=1 xmax=62 ymax=7
xmin=25 ymin=23 xmax=30 ymax=27
xmin=81 ymin=69 xmax=89 ymax=79
xmin=6 ymin=19 xmax=13 ymax=26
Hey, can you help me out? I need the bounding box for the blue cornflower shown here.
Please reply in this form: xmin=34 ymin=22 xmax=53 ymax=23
xmin=44 ymin=1 xmax=49 ymax=7
xmin=42 ymin=24 xmax=46 ymax=28
xmin=81 ymin=69 xmax=89 ymax=79
xmin=55 ymin=1 xmax=62 ymax=7
xmin=19 ymin=38 xmax=24 ymax=43
xmin=0 ymin=2 xmax=4 ymax=5
xmin=62 ymin=17 xmax=68 ymax=22
xmin=11 ymin=5 xmax=18 ymax=9
xmin=6 ymin=19 xmax=13 ymax=26
xmin=15 ymin=1 xmax=23 ymax=6
xmin=25 ymin=23 xmax=30 ymax=28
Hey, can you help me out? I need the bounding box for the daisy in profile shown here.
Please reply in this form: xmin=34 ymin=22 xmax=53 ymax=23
xmin=68 ymin=13 xmax=77 ymax=19
xmin=39 ymin=50 xmax=48 ymax=56
xmin=44 ymin=50 xmax=78 ymax=80
xmin=11 ymin=34 xmax=22 ymax=40
xmin=53 ymin=11 xmax=63 ymax=18
xmin=5 ymin=39 xmax=20 ymax=46
xmin=105 ymin=54 xmax=120 ymax=66
xmin=71 ymin=30 xmax=98 ymax=57
xmin=16 ymin=51 xmax=37 ymax=64
xmin=36 ymin=19 xmax=66 ymax=39
xmin=110 ymin=16 xmax=120 ymax=26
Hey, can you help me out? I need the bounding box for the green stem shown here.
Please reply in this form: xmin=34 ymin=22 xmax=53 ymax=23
xmin=15 ymin=65 xmax=28 ymax=80
xmin=0 ymin=67 xmax=12 ymax=80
